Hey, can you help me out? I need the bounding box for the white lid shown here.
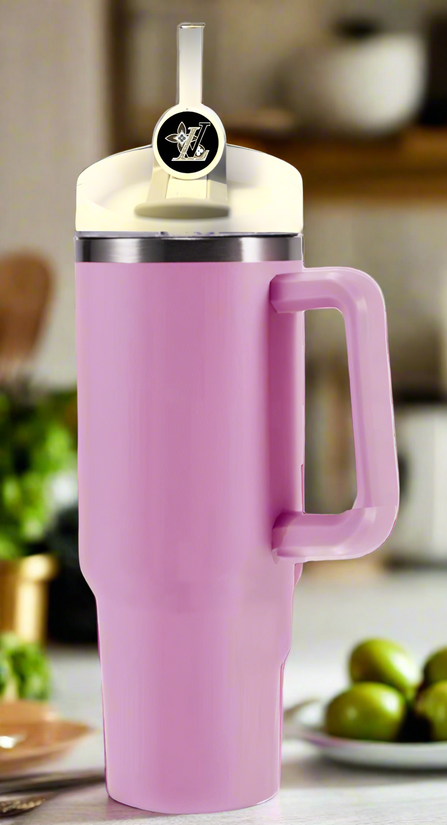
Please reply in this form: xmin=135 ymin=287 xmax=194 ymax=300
xmin=75 ymin=23 xmax=303 ymax=237
xmin=76 ymin=143 xmax=303 ymax=235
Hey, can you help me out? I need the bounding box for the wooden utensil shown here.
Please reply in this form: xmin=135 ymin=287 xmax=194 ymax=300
xmin=0 ymin=253 xmax=53 ymax=378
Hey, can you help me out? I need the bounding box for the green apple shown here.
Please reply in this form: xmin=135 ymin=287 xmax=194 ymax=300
xmin=325 ymin=682 xmax=407 ymax=741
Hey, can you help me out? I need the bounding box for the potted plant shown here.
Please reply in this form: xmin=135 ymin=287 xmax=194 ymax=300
xmin=0 ymin=385 xmax=77 ymax=643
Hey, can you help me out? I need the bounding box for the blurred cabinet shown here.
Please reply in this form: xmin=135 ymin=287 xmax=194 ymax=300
xmin=226 ymin=128 xmax=447 ymax=201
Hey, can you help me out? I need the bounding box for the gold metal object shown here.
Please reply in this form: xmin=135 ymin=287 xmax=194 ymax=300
xmin=0 ymin=768 xmax=104 ymax=816
xmin=0 ymin=555 xmax=58 ymax=644
xmin=0 ymin=793 xmax=49 ymax=816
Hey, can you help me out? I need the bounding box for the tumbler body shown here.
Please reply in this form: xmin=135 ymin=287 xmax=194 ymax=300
xmin=76 ymin=259 xmax=304 ymax=814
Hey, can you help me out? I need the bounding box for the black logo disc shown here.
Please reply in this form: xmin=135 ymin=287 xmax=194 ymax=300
xmin=155 ymin=111 xmax=220 ymax=175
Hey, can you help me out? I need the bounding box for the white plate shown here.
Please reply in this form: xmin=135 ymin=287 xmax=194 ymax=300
xmin=283 ymin=700 xmax=447 ymax=770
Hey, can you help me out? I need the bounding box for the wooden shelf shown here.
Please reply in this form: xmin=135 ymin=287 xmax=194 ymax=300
xmin=225 ymin=127 xmax=447 ymax=201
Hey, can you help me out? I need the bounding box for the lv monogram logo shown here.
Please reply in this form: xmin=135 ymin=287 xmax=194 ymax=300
xmin=165 ymin=121 xmax=210 ymax=162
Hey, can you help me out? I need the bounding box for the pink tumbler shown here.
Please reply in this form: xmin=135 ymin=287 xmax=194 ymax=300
xmin=75 ymin=23 xmax=399 ymax=815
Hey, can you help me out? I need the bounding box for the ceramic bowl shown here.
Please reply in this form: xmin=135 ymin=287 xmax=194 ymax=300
xmin=284 ymin=699 xmax=447 ymax=770
xmin=286 ymin=34 xmax=427 ymax=136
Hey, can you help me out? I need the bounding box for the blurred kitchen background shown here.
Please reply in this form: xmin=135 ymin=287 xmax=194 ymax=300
xmin=3 ymin=0 xmax=447 ymax=644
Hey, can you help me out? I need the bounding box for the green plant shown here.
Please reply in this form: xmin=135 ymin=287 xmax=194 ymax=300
xmin=0 ymin=385 xmax=76 ymax=559
xmin=0 ymin=633 xmax=50 ymax=700
xmin=0 ymin=649 xmax=18 ymax=699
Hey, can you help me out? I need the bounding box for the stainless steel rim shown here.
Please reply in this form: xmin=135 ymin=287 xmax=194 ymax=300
xmin=75 ymin=234 xmax=304 ymax=263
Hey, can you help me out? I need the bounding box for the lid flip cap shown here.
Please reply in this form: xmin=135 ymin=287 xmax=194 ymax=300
xmin=75 ymin=23 xmax=303 ymax=236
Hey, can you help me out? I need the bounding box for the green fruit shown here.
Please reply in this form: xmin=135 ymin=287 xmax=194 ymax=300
xmin=423 ymin=648 xmax=447 ymax=686
xmin=415 ymin=682 xmax=447 ymax=741
xmin=325 ymin=683 xmax=407 ymax=741
xmin=349 ymin=639 xmax=421 ymax=700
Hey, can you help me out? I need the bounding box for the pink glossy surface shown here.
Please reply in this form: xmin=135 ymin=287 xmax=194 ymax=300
xmin=271 ymin=267 xmax=399 ymax=561
xmin=76 ymin=260 xmax=398 ymax=814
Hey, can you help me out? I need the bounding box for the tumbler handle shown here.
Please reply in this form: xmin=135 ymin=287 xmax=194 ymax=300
xmin=270 ymin=267 xmax=399 ymax=562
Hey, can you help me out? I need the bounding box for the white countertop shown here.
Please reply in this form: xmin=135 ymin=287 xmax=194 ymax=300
xmin=14 ymin=567 xmax=447 ymax=824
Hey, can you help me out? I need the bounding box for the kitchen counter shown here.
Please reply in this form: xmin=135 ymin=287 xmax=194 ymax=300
xmin=16 ymin=568 xmax=447 ymax=824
